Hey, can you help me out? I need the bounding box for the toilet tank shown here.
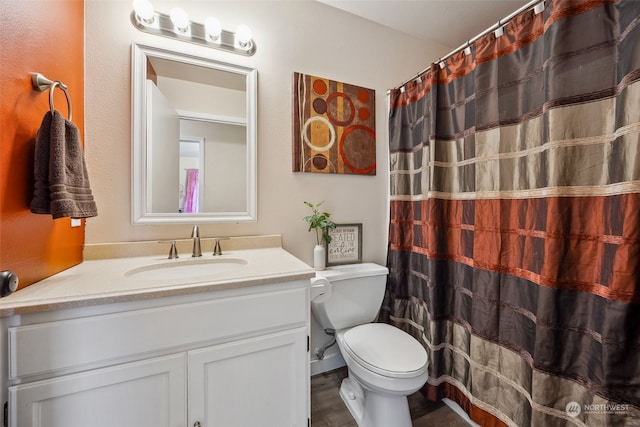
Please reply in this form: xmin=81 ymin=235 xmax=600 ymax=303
xmin=311 ymin=263 xmax=389 ymax=331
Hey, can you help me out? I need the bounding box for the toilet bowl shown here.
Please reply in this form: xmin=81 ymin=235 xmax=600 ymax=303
xmin=311 ymin=264 xmax=428 ymax=427
xmin=336 ymin=323 xmax=428 ymax=427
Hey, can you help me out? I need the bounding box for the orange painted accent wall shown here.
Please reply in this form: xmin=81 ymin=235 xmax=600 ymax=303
xmin=0 ymin=0 xmax=85 ymax=290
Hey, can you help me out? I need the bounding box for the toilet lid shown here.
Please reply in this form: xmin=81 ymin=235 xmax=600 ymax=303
xmin=342 ymin=323 xmax=428 ymax=378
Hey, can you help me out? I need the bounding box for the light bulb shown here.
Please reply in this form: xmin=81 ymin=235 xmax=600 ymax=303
xmin=205 ymin=16 xmax=222 ymax=41
xmin=170 ymin=7 xmax=190 ymax=33
xmin=133 ymin=0 xmax=154 ymax=23
xmin=236 ymin=24 xmax=252 ymax=48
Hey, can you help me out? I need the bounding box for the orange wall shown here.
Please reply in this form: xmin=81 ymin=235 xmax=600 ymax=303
xmin=0 ymin=0 xmax=85 ymax=290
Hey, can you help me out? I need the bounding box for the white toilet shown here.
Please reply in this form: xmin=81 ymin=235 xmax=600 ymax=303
xmin=311 ymin=263 xmax=428 ymax=427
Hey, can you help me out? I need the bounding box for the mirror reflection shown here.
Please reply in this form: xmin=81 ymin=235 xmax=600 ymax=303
xmin=178 ymin=120 xmax=246 ymax=213
xmin=132 ymin=44 xmax=257 ymax=224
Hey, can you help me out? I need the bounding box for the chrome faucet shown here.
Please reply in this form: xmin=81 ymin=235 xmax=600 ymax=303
xmin=191 ymin=225 xmax=202 ymax=257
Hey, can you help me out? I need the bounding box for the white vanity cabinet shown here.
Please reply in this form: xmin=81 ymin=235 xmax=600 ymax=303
xmin=9 ymin=353 xmax=188 ymax=427
xmin=188 ymin=328 xmax=307 ymax=427
xmin=0 ymin=278 xmax=310 ymax=427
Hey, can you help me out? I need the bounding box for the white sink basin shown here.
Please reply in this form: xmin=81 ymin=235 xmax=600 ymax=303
xmin=125 ymin=258 xmax=248 ymax=281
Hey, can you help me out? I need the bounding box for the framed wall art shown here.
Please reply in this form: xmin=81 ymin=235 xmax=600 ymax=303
xmin=326 ymin=223 xmax=362 ymax=266
xmin=292 ymin=72 xmax=376 ymax=175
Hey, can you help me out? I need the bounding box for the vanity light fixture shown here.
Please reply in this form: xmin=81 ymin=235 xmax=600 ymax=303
xmin=169 ymin=7 xmax=190 ymax=35
xmin=235 ymin=24 xmax=252 ymax=49
xmin=131 ymin=0 xmax=256 ymax=56
xmin=205 ymin=16 xmax=222 ymax=42
xmin=133 ymin=0 xmax=155 ymax=24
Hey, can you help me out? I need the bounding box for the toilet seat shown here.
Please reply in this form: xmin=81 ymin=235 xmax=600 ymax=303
xmin=341 ymin=323 xmax=427 ymax=379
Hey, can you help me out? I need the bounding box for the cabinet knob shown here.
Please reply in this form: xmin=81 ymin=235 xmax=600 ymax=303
xmin=194 ymin=422 xmax=201 ymax=427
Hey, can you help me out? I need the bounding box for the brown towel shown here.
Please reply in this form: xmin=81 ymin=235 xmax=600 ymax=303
xmin=30 ymin=110 xmax=98 ymax=219
xmin=30 ymin=112 xmax=53 ymax=215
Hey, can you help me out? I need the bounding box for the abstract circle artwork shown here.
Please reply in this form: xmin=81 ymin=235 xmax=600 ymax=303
xmin=292 ymin=72 xmax=376 ymax=175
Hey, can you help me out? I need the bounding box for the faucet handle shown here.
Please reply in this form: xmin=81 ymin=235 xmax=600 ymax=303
xmin=191 ymin=225 xmax=199 ymax=238
xmin=212 ymin=237 xmax=229 ymax=256
xmin=158 ymin=240 xmax=178 ymax=259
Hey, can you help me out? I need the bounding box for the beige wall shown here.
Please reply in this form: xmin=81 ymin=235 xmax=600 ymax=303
xmin=84 ymin=0 xmax=449 ymax=266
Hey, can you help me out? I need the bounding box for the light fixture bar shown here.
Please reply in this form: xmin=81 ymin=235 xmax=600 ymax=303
xmin=130 ymin=11 xmax=256 ymax=56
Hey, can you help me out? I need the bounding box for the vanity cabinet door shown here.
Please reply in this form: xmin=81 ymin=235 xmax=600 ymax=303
xmin=188 ymin=327 xmax=308 ymax=427
xmin=9 ymin=353 xmax=186 ymax=427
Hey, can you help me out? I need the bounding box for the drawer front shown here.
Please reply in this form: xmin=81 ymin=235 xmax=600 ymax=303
xmin=9 ymin=284 xmax=307 ymax=379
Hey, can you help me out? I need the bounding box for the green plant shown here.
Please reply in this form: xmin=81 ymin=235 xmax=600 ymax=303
xmin=303 ymin=201 xmax=336 ymax=245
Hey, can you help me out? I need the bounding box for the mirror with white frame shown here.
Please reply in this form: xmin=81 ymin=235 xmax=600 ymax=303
xmin=131 ymin=43 xmax=257 ymax=223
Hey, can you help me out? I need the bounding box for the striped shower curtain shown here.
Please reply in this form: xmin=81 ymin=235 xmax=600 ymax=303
xmin=381 ymin=1 xmax=640 ymax=426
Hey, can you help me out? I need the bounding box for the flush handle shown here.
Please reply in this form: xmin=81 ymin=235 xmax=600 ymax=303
xmin=193 ymin=422 xmax=201 ymax=427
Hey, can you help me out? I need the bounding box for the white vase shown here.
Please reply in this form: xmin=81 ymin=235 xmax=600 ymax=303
xmin=314 ymin=244 xmax=326 ymax=270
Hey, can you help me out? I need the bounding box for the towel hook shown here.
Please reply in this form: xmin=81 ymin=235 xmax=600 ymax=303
xmin=30 ymin=73 xmax=73 ymax=121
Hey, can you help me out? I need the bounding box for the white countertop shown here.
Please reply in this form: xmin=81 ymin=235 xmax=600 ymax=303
xmin=0 ymin=247 xmax=315 ymax=316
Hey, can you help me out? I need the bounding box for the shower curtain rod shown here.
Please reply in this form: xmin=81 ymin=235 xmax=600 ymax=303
xmin=393 ymin=0 xmax=543 ymax=90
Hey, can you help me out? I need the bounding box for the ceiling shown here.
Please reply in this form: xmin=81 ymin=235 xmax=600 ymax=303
xmin=316 ymin=0 xmax=532 ymax=49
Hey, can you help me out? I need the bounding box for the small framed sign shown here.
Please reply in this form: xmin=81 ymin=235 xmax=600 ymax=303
xmin=326 ymin=223 xmax=362 ymax=266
